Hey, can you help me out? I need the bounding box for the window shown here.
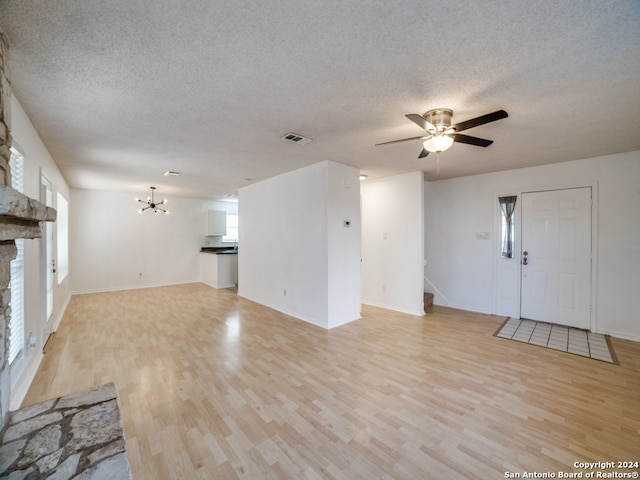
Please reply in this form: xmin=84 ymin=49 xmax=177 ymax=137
xmin=8 ymin=147 xmax=25 ymax=365
xmin=57 ymin=192 xmax=69 ymax=282
xmin=498 ymin=196 xmax=517 ymax=258
xmin=223 ymin=214 xmax=239 ymax=242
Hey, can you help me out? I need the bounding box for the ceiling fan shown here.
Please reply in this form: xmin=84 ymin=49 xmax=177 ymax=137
xmin=375 ymin=108 xmax=508 ymax=158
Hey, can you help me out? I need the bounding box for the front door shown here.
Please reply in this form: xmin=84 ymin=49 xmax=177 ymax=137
xmin=520 ymin=187 xmax=591 ymax=329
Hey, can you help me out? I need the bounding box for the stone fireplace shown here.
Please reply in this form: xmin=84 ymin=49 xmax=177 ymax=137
xmin=0 ymin=28 xmax=132 ymax=479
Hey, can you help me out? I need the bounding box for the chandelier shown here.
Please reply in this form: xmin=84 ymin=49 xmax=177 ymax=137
xmin=137 ymin=186 xmax=168 ymax=214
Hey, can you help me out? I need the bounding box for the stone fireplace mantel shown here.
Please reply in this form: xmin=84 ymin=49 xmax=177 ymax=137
xmin=0 ymin=185 xmax=57 ymax=239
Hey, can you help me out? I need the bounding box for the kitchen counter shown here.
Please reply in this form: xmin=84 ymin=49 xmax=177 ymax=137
xmin=200 ymin=247 xmax=238 ymax=254
xmin=200 ymin=250 xmax=238 ymax=288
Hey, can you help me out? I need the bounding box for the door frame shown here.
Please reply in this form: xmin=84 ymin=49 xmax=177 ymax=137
xmin=492 ymin=181 xmax=598 ymax=332
xmin=39 ymin=169 xmax=55 ymax=343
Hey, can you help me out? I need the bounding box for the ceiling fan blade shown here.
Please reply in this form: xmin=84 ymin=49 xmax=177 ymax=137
xmin=418 ymin=148 xmax=430 ymax=158
xmin=406 ymin=114 xmax=436 ymax=132
xmin=375 ymin=135 xmax=427 ymax=146
xmin=451 ymin=110 xmax=508 ymax=132
xmin=452 ymin=133 xmax=493 ymax=147
xmin=406 ymin=113 xmax=427 ymax=130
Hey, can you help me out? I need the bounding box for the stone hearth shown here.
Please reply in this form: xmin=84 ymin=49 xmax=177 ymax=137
xmin=0 ymin=383 xmax=132 ymax=479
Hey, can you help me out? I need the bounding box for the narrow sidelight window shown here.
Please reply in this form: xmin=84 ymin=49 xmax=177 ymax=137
xmin=498 ymin=196 xmax=517 ymax=258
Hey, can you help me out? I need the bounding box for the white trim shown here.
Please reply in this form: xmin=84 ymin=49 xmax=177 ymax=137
xmin=201 ymin=280 xmax=236 ymax=289
xmin=9 ymin=288 xmax=72 ymax=409
xmin=361 ymin=300 xmax=425 ymax=317
xmin=597 ymin=329 xmax=640 ymax=343
xmin=492 ymin=189 xmax=521 ymax=317
xmin=444 ymin=302 xmax=493 ymax=315
xmin=237 ymin=292 xmax=363 ymax=329
xmin=10 ymin=351 xmax=44 ymax=410
xmin=51 ymin=291 xmax=71 ymax=332
xmin=71 ymin=280 xmax=202 ymax=295
xmin=589 ymin=182 xmax=599 ymax=335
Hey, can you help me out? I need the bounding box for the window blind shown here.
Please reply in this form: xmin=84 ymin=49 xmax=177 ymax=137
xmin=8 ymin=147 xmax=25 ymax=365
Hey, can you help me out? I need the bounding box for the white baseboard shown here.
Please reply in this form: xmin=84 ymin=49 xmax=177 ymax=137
xmin=597 ymin=328 xmax=640 ymax=343
xmin=237 ymin=293 xmax=328 ymax=328
xmin=202 ymin=281 xmax=236 ymax=289
xmin=361 ymin=300 xmax=425 ymax=317
xmin=10 ymin=290 xmax=72 ymax=410
xmin=10 ymin=352 xmax=44 ymax=410
xmin=52 ymin=292 xmax=71 ymax=332
xmin=236 ymin=293 xmax=360 ymax=329
xmin=71 ymin=280 xmax=201 ymax=295
xmin=441 ymin=302 xmax=493 ymax=315
xmin=328 ymin=314 xmax=362 ymax=329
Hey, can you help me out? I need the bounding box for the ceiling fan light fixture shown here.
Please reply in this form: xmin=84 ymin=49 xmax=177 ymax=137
xmin=423 ymin=134 xmax=454 ymax=153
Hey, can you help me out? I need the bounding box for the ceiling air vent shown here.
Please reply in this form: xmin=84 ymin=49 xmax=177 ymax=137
xmin=281 ymin=132 xmax=312 ymax=145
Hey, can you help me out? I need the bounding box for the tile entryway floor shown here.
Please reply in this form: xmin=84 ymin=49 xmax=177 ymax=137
xmin=496 ymin=318 xmax=616 ymax=363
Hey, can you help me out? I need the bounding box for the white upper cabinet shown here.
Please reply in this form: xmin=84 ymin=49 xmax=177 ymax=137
xmin=206 ymin=210 xmax=227 ymax=236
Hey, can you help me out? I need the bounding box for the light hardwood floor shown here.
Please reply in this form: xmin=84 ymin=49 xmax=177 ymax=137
xmin=23 ymin=283 xmax=640 ymax=479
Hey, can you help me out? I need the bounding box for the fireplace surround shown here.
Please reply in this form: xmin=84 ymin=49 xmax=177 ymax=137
xmin=0 ymin=27 xmax=132 ymax=479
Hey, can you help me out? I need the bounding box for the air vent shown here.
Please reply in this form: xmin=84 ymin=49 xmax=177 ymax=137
xmin=281 ymin=132 xmax=312 ymax=145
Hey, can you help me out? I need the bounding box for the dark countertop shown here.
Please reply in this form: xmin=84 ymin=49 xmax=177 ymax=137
xmin=200 ymin=247 xmax=238 ymax=255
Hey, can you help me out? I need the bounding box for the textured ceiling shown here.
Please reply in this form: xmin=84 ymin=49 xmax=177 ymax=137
xmin=1 ymin=1 xmax=639 ymax=199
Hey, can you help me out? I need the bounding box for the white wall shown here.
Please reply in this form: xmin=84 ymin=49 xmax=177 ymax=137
xmin=10 ymin=95 xmax=71 ymax=408
xmin=361 ymin=171 xmax=425 ymax=316
xmin=424 ymin=150 xmax=640 ymax=341
xmin=238 ymin=160 xmax=361 ymax=329
xmin=326 ymin=161 xmax=362 ymax=328
xmin=70 ymin=190 xmax=225 ymax=293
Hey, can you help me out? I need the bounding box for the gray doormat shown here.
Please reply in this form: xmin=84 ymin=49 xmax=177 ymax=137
xmin=495 ymin=317 xmax=617 ymax=364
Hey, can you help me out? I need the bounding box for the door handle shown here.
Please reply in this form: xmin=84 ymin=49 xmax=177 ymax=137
xmin=522 ymin=251 xmax=528 ymax=265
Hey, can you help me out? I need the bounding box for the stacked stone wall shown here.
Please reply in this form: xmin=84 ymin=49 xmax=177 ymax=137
xmin=0 ymin=24 xmax=55 ymax=435
xmin=0 ymin=28 xmax=131 ymax=479
xmin=0 ymin=25 xmax=13 ymax=435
